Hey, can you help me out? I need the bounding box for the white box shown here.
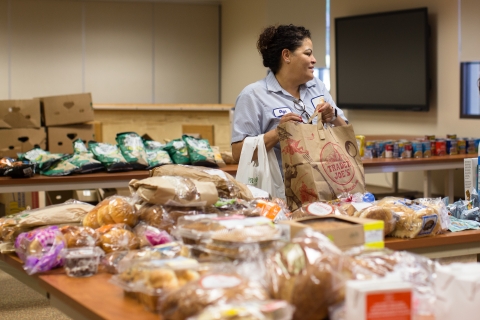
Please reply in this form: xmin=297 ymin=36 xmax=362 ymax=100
xmin=346 ymin=277 xmax=413 ymax=320
xmin=464 ymin=157 xmax=478 ymax=199
xmin=435 ymin=263 xmax=480 ymax=320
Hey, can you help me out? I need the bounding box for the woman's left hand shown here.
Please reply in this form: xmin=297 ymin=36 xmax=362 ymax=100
xmin=316 ymin=102 xmax=336 ymax=123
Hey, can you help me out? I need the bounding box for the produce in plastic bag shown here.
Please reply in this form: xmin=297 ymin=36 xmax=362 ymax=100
xmin=22 ymin=147 xmax=64 ymax=171
xmin=150 ymin=164 xmax=253 ymax=200
xmin=88 ymin=141 xmax=133 ymax=172
xmin=190 ymin=300 xmax=295 ymax=320
xmin=143 ymin=139 xmax=173 ymax=169
xmin=182 ymin=135 xmax=218 ymax=168
xmin=160 ymin=269 xmax=270 ymax=319
xmin=116 ymin=132 xmax=149 ymax=170
xmin=376 ymin=197 xmax=450 ymax=238
xmin=96 ymin=223 xmax=140 ymax=253
xmin=14 ymin=225 xmax=66 ymax=275
xmin=41 ymin=155 xmax=79 ymax=176
xmin=68 ymin=139 xmax=104 ymax=173
xmin=129 ymin=176 xmax=218 ymax=207
xmin=83 ymin=195 xmax=138 ymax=229
xmin=133 ymin=222 xmax=173 ymax=247
xmin=60 ymin=225 xmax=99 ymax=248
xmin=164 ymin=139 xmax=190 ymax=165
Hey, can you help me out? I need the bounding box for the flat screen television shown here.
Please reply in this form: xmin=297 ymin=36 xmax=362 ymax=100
xmin=335 ymin=8 xmax=430 ymax=111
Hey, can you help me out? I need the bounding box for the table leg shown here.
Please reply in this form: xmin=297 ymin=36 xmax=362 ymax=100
xmin=444 ymin=169 xmax=455 ymax=202
xmin=423 ymin=171 xmax=432 ymax=197
xmin=392 ymin=172 xmax=399 ymax=193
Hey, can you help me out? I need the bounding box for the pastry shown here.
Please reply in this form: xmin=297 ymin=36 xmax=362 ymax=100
xmin=99 ymin=227 xmax=140 ymax=253
xmin=60 ymin=225 xmax=98 ymax=248
xmin=357 ymin=206 xmax=397 ymax=236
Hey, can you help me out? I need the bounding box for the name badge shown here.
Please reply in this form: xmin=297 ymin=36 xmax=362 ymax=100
xmin=273 ymin=107 xmax=292 ymax=118
xmin=311 ymin=95 xmax=325 ymax=108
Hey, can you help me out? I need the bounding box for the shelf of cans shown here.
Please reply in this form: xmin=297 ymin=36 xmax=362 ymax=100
xmin=356 ymin=134 xmax=480 ymax=159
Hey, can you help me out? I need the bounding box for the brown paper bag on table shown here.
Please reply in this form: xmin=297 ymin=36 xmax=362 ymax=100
xmin=278 ymin=110 xmax=365 ymax=211
xmin=129 ymin=176 xmax=218 ymax=207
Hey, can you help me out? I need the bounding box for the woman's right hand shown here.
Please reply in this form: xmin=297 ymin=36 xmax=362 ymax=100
xmin=279 ymin=112 xmax=302 ymax=125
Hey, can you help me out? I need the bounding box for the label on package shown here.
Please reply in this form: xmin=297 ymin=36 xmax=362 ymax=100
xmin=306 ymin=202 xmax=333 ymax=216
xmin=418 ymin=214 xmax=438 ymax=236
xmin=366 ymin=290 xmax=412 ymax=320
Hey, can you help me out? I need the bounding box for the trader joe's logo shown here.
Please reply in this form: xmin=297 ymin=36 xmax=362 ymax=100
xmin=320 ymin=142 xmax=355 ymax=185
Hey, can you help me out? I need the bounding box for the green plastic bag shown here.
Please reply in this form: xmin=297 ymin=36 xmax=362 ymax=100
xmin=182 ymin=135 xmax=217 ymax=167
xmin=163 ymin=139 xmax=190 ymax=165
xmin=69 ymin=139 xmax=104 ymax=174
xmin=88 ymin=141 xmax=132 ymax=172
xmin=143 ymin=139 xmax=173 ymax=169
xmin=116 ymin=132 xmax=148 ymax=170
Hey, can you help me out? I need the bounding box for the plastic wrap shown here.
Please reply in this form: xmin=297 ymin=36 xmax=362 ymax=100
xmin=143 ymin=139 xmax=173 ymax=169
xmin=129 ymin=176 xmax=218 ymax=207
xmin=96 ymin=224 xmax=140 ymax=253
xmin=160 ymin=270 xmax=270 ymax=320
xmin=116 ymin=132 xmax=149 ymax=170
xmin=214 ymin=199 xmax=260 ymax=217
xmin=62 ymin=246 xmax=104 ymax=277
xmin=22 ymin=148 xmax=64 ymax=171
xmin=133 ymin=222 xmax=173 ymax=247
xmin=175 ymin=215 xmax=224 ymax=245
xmin=41 ymin=156 xmax=78 ymax=176
xmin=189 ymin=300 xmax=295 ymax=320
xmin=4 ymin=161 xmax=36 ymax=178
xmin=210 ymin=146 xmax=226 ymax=168
xmin=376 ymin=197 xmax=450 ymax=238
xmin=164 ymin=139 xmax=191 ymax=164
xmin=150 ymin=164 xmax=254 ymax=200
xmin=60 ymin=225 xmax=98 ymax=248
xmin=254 ymin=198 xmax=290 ymax=223
xmin=83 ymin=195 xmax=138 ymax=229
xmin=355 ymin=205 xmax=398 ymax=236
xmin=68 ymin=140 xmax=104 ymax=173
xmin=290 ymin=202 xmax=334 ymax=220
xmin=182 ymin=135 xmax=218 ymax=168
xmin=14 ymin=225 xmax=66 ymax=275
xmin=137 ymin=203 xmax=174 ymax=232
xmin=111 ymin=257 xmax=201 ymax=312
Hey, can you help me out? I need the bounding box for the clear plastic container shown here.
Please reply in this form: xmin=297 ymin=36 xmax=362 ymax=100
xmin=63 ymin=247 xmax=104 ymax=277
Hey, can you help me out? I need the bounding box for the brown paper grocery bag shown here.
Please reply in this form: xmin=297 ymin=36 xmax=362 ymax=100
xmin=278 ymin=111 xmax=365 ymax=210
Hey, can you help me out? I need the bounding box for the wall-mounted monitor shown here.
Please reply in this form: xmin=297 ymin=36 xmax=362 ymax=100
xmin=335 ymin=8 xmax=430 ymax=111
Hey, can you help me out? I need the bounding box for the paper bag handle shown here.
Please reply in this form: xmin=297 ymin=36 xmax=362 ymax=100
xmin=307 ymin=110 xmax=326 ymax=140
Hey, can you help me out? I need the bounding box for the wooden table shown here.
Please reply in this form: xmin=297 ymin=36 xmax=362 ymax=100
xmin=2 ymin=229 xmax=480 ymax=319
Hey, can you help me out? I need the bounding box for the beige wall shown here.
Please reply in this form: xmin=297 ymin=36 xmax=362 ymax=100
xmin=460 ymin=0 xmax=480 ymax=61
xmin=0 ymin=0 xmax=219 ymax=103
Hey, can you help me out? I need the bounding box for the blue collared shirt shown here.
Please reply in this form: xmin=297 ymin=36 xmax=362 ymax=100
xmin=231 ymin=70 xmax=347 ymax=170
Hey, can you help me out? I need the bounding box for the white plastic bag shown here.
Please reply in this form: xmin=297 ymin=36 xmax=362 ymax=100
xmin=237 ymin=135 xmax=285 ymax=199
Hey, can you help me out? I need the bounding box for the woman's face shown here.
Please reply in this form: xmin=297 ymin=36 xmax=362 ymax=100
xmin=289 ymin=38 xmax=316 ymax=83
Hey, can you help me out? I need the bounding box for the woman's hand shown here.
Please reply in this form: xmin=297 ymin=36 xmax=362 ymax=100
xmin=316 ymin=101 xmax=336 ymax=123
xmin=279 ymin=112 xmax=302 ymax=125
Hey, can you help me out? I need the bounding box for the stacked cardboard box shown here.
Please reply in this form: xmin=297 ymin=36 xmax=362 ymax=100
xmin=0 ymin=99 xmax=46 ymax=158
xmin=40 ymin=93 xmax=97 ymax=154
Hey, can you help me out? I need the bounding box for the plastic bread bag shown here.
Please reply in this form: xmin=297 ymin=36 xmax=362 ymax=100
xmin=96 ymin=223 xmax=140 ymax=253
xmin=133 ymin=222 xmax=173 ymax=247
xmin=116 ymin=132 xmax=149 ymax=170
xmin=354 ymin=205 xmax=399 ymax=236
xmin=375 ymin=197 xmax=448 ymax=238
xmin=143 ymin=139 xmax=173 ymax=169
xmin=265 ymin=229 xmax=350 ymax=320
xmin=0 ymin=215 xmax=33 ymax=253
xmin=150 ymin=164 xmax=254 ymax=200
xmin=88 ymin=141 xmax=133 ymax=172
xmin=253 ymin=198 xmax=290 ymax=223
xmin=137 ymin=202 xmax=174 ymax=232
xmin=174 ymin=214 xmax=223 ymax=245
xmin=188 ymin=300 xmax=295 ymax=320
xmin=182 ymin=135 xmax=218 ymax=168
xmin=111 ymin=257 xmax=201 ymax=312
xmin=214 ymin=198 xmax=261 ymax=217
xmin=59 ymin=225 xmax=99 ymax=248
xmin=159 ymin=267 xmax=270 ymax=320
xmin=210 ymin=146 xmax=226 ymax=168
xmin=164 ymin=139 xmax=191 ymax=165
xmin=83 ymin=195 xmax=139 ymax=229
xmin=14 ymin=225 xmax=67 ymax=275
xmin=129 ymin=176 xmax=218 ymax=207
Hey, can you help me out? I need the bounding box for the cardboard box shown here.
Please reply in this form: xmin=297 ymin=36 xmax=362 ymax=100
xmin=73 ymin=189 xmax=99 ymax=204
xmin=0 ymin=192 xmax=39 ymax=217
xmin=47 ymin=124 xmax=95 ymax=154
xmin=40 ymin=93 xmax=94 ymax=126
xmin=279 ymin=215 xmax=384 ymax=250
xmin=0 ymin=99 xmax=41 ymax=128
xmin=46 ymin=190 xmax=74 ymax=205
xmin=0 ymin=127 xmax=47 ymax=158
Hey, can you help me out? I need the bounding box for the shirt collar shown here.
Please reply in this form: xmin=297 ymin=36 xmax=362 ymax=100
xmin=265 ymin=69 xmax=317 ymax=96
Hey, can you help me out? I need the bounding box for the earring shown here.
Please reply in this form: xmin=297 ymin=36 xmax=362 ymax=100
xmin=286 ymin=60 xmax=290 ymax=63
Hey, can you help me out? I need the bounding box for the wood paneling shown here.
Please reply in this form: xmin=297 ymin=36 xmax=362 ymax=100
xmin=10 ymin=0 xmax=83 ymax=98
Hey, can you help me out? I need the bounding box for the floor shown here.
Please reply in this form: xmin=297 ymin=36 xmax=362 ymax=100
xmin=0 ymin=269 xmax=71 ymax=320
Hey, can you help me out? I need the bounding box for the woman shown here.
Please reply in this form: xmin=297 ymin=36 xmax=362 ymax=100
xmin=231 ymin=24 xmax=348 ymax=170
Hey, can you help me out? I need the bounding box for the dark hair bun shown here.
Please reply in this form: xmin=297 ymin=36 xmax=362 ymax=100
xmin=256 ymin=26 xmax=277 ymax=57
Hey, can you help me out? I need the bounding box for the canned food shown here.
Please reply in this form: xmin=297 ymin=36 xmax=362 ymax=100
xmin=425 ymin=135 xmax=435 ymax=141
xmin=475 ymin=139 xmax=480 ymax=153
xmin=377 ymin=141 xmax=386 ymax=158
xmin=422 ymin=141 xmax=431 ymax=158
xmin=404 ymin=143 xmax=412 ymax=158
xmin=436 ymin=139 xmax=446 ymax=156
xmin=447 ymin=134 xmax=457 ymax=139
xmin=457 ymin=139 xmax=466 ymax=155
xmin=446 ymin=139 xmax=458 ymax=155
xmin=466 ymin=138 xmax=476 ymax=154
xmin=393 ymin=142 xmax=399 ymax=158
xmin=385 ymin=143 xmax=394 ymax=158
xmin=366 ymin=141 xmax=377 ymax=158
xmin=413 ymin=141 xmax=423 ymax=158
xmin=397 ymin=142 xmax=405 ymax=159
xmin=430 ymin=141 xmax=436 ymax=157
